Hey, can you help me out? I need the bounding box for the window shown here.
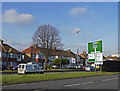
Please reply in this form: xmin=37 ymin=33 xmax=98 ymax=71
xmin=0 ymin=52 xmax=1 ymax=57
xmin=26 ymin=65 xmax=32 ymax=70
xmin=22 ymin=65 xmax=24 ymax=69
xmin=19 ymin=65 xmax=21 ymax=68
xmin=34 ymin=65 xmax=38 ymax=70
xmin=18 ymin=55 xmax=20 ymax=58
xmin=49 ymin=56 xmax=51 ymax=59
xmin=9 ymin=53 xmax=12 ymax=58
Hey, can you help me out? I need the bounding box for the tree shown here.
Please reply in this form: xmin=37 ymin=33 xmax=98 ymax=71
xmin=32 ymin=24 xmax=62 ymax=69
xmin=52 ymin=58 xmax=69 ymax=69
xmin=61 ymin=58 xmax=69 ymax=65
xmin=52 ymin=58 xmax=62 ymax=68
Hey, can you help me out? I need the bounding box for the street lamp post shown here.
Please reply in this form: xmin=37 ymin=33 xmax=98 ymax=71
xmin=76 ymin=29 xmax=80 ymax=67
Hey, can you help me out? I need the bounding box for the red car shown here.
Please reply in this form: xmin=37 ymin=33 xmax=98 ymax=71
xmin=82 ymin=66 xmax=86 ymax=69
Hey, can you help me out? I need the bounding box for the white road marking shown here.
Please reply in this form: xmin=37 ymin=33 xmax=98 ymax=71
xmin=82 ymin=81 xmax=94 ymax=84
xmin=2 ymin=83 xmax=27 ymax=87
xmin=64 ymin=81 xmax=94 ymax=87
xmin=2 ymin=82 xmax=44 ymax=87
xmin=64 ymin=83 xmax=80 ymax=87
xmin=102 ymin=78 xmax=118 ymax=82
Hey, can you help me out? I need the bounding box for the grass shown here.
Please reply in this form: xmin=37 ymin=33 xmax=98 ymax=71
xmin=2 ymin=72 xmax=120 ymax=85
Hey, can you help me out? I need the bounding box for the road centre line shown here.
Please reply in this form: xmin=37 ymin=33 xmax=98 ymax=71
xmin=2 ymin=81 xmax=44 ymax=87
xmin=82 ymin=81 xmax=94 ymax=84
xmin=64 ymin=83 xmax=80 ymax=87
xmin=102 ymin=78 xmax=118 ymax=82
xmin=64 ymin=81 xmax=94 ymax=87
xmin=2 ymin=83 xmax=27 ymax=87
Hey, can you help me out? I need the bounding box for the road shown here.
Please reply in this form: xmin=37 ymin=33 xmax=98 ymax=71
xmin=2 ymin=74 xmax=120 ymax=90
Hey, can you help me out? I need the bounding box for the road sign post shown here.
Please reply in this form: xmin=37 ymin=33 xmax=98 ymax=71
xmin=88 ymin=40 xmax=103 ymax=72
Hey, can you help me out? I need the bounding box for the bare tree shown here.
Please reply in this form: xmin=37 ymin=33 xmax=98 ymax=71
xmin=32 ymin=24 xmax=62 ymax=69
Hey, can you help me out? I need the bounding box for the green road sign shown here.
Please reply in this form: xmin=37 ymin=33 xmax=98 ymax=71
xmin=88 ymin=40 xmax=103 ymax=62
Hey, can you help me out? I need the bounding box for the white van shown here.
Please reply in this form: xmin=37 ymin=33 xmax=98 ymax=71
xmin=18 ymin=62 xmax=44 ymax=74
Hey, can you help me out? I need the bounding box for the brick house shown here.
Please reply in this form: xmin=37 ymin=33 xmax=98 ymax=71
xmin=0 ymin=39 xmax=22 ymax=69
xmin=79 ymin=51 xmax=88 ymax=66
xmin=21 ymin=45 xmax=81 ymax=67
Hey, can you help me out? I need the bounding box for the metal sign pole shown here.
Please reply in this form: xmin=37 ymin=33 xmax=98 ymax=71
xmin=95 ymin=47 xmax=96 ymax=72
xmin=100 ymin=64 xmax=102 ymax=74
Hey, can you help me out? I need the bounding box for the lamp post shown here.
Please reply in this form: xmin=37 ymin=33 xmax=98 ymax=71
xmin=76 ymin=28 xmax=80 ymax=67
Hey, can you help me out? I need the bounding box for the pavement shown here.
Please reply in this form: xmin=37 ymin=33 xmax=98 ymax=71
xmin=1 ymin=73 xmax=120 ymax=90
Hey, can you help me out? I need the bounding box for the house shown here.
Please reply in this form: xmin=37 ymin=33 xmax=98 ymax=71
xmin=21 ymin=45 xmax=81 ymax=67
xmin=79 ymin=51 xmax=88 ymax=66
xmin=0 ymin=39 xmax=22 ymax=69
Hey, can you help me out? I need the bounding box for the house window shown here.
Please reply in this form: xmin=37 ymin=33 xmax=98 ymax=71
xmin=14 ymin=54 xmax=16 ymax=58
xmin=0 ymin=52 xmax=1 ymax=57
xmin=18 ymin=55 xmax=20 ymax=58
xmin=49 ymin=56 xmax=51 ymax=59
xmin=53 ymin=56 xmax=55 ymax=59
xmin=9 ymin=53 xmax=12 ymax=58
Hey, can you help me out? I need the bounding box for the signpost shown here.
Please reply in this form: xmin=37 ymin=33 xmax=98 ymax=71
xmin=88 ymin=40 xmax=103 ymax=72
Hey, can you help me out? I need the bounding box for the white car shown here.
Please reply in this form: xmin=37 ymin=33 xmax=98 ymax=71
xmin=75 ymin=66 xmax=81 ymax=68
xmin=85 ymin=66 xmax=90 ymax=72
xmin=18 ymin=63 xmax=44 ymax=74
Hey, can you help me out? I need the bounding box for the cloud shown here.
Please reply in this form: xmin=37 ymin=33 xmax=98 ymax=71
xmin=69 ymin=7 xmax=87 ymax=17
xmin=3 ymin=9 xmax=35 ymax=25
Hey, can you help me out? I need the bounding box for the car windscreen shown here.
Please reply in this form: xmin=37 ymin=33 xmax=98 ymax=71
xmin=22 ymin=65 xmax=24 ymax=69
xmin=18 ymin=65 xmax=21 ymax=68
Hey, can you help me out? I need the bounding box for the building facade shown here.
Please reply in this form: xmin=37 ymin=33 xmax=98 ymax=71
xmin=21 ymin=45 xmax=81 ymax=67
xmin=0 ymin=39 xmax=22 ymax=68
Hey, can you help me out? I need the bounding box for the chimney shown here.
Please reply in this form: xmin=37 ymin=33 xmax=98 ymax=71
xmin=52 ymin=47 xmax=56 ymax=50
xmin=33 ymin=44 xmax=38 ymax=48
xmin=9 ymin=48 xmax=13 ymax=52
xmin=82 ymin=51 xmax=86 ymax=55
xmin=67 ymin=49 xmax=71 ymax=52
xmin=0 ymin=39 xmax=3 ymax=45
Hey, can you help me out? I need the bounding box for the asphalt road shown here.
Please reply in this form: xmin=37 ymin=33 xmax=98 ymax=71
xmin=2 ymin=74 xmax=120 ymax=90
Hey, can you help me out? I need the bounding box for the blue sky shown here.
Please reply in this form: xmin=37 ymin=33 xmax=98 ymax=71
xmin=2 ymin=2 xmax=118 ymax=56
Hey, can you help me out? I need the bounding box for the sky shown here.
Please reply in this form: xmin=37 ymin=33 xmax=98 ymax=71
xmin=1 ymin=2 xmax=118 ymax=56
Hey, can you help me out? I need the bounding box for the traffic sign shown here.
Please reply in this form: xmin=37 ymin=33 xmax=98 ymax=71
xmin=72 ymin=60 xmax=75 ymax=63
xmin=88 ymin=40 xmax=103 ymax=64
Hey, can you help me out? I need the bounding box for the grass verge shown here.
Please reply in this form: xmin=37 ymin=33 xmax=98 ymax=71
xmin=2 ymin=72 xmax=119 ymax=85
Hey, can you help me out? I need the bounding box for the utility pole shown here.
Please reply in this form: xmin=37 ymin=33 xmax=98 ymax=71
xmin=76 ymin=29 xmax=80 ymax=67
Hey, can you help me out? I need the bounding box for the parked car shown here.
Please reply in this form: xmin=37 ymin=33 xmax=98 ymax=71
xmin=11 ymin=66 xmax=18 ymax=70
xmin=18 ymin=62 xmax=44 ymax=74
xmin=82 ymin=66 xmax=86 ymax=70
xmin=65 ymin=65 xmax=75 ymax=69
xmin=85 ymin=66 xmax=95 ymax=72
xmin=90 ymin=66 xmax=95 ymax=72
xmin=75 ymin=66 xmax=81 ymax=69
xmin=52 ymin=65 xmax=58 ymax=69
xmin=85 ymin=66 xmax=90 ymax=71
